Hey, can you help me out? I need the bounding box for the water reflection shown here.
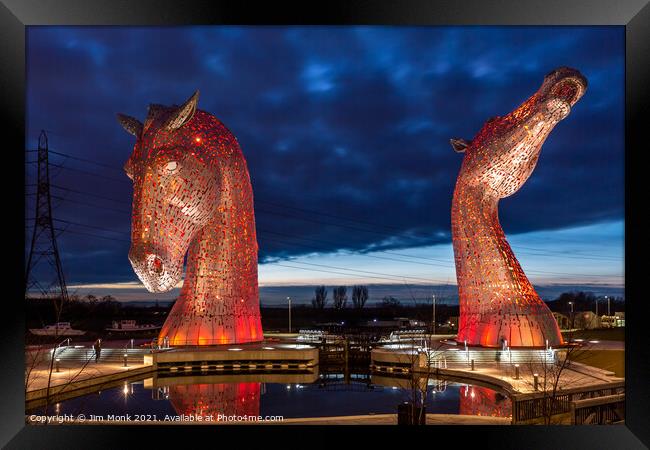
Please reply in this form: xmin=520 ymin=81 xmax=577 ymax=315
xmin=169 ymin=382 xmax=261 ymax=418
xmin=154 ymin=373 xmax=319 ymax=419
xmin=27 ymin=372 xmax=512 ymax=420
xmin=459 ymin=385 xmax=512 ymax=418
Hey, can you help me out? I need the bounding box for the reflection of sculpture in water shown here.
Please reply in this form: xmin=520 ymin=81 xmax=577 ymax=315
xmin=117 ymin=91 xmax=263 ymax=346
xmin=168 ymin=382 xmax=260 ymax=418
xmin=451 ymin=67 xmax=587 ymax=347
xmin=459 ymin=385 xmax=512 ymax=418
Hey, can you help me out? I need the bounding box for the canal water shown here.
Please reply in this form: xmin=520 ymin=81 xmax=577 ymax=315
xmin=27 ymin=375 xmax=512 ymax=420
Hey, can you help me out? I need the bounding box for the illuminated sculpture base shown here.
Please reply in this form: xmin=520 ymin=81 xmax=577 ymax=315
xmin=456 ymin=312 xmax=562 ymax=348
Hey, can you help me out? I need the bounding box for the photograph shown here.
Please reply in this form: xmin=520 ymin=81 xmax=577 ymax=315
xmin=22 ymin=24 xmax=626 ymax=427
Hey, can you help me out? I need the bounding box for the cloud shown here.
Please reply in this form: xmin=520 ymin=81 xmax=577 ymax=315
xmin=25 ymin=26 xmax=624 ymax=284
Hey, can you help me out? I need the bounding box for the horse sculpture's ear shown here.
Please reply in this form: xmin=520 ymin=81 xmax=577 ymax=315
xmin=450 ymin=138 xmax=469 ymax=153
xmin=164 ymin=90 xmax=199 ymax=131
xmin=117 ymin=113 xmax=143 ymax=137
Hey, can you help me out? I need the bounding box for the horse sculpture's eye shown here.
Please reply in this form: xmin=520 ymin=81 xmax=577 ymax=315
xmin=165 ymin=161 xmax=179 ymax=174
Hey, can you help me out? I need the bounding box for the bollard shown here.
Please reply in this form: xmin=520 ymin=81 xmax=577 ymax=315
xmin=55 ymin=358 xmax=60 ymax=373
xmin=533 ymin=373 xmax=539 ymax=391
xmin=514 ymin=364 xmax=520 ymax=380
xmin=471 ymin=359 xmax=475 ymax=371
xmin=123 ymin=353 xmax=128 ymax=367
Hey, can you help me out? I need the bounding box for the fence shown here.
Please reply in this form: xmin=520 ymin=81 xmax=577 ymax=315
xmin=512 ymin=382 xmax=624 ymax=423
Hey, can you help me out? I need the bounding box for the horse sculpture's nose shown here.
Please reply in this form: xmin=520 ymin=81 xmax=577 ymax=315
xmin=148 ymin=254 xmax=164 ymax=275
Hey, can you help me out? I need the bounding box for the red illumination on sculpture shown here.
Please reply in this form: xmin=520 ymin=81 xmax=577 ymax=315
xmin=118 ymin=91 xmax=263 ymax=346
xmin=168 ymin=382 xmax=260 ymax=418
xmin=459 ymin=386 xmax=512 ymax=418
xmin=451 ymin=67 xmax=587 ymax=347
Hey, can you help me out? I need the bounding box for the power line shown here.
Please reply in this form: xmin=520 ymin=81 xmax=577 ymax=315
xmin=26 ymin=148 xmax=125 ymax=172
xmin=259 ymin=234 xmax=620 ymax=279
xmin=279 ymin=259 xmax=448 ymax=284
xmin=50 ymin=218 xmax=130 ymax=236
xmin=255 ymin=199 xmax=409 ymax=233
xmin=24 ymin=151 xmax=623 ymax=263
xmin=260 ymin=235 xmax=450 ymax=268
xmin=25 ymin=225 xmax=130 ymax=244
xmin=51 ymin=184 xmax=131 ymax=206
xmin=25 ymin=191 xmax=624 ymax=271
xmin=44 ymin=195 xmax=131 ymax=215
xmin=26 ymin=188 xmax=623 ymax=268
xmin=270 ymin=263 xmax=437 ymax=285
xmin=26 ymin=161 xmax=127 ymax=184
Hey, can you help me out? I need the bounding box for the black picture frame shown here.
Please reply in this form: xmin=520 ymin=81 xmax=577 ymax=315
xmin=2 ymin=1 xmax=648 ymax=448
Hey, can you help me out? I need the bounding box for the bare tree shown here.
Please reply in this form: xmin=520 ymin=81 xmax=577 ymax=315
xmin=351 ymin=285 xmax=369 ymax=309
xmin=311 ymin=285 xmax=328 ymax=309
xmin=392 ymin=334 xmax=448 ymax=425
xmin=332 ymin=286 xmax=347 ymax=310
xmin=518 ymin=327 xmax=600 ymax=424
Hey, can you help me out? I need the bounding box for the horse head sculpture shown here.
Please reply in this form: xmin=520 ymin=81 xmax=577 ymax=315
xmin=118 ymin=91 xmax=263 ymax=345
xmin=451 ymin=67 xmax=587 ymax=347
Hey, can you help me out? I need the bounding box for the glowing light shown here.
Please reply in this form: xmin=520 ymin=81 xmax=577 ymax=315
xmin=451 ymin=67 xmax=587 ymax=347
xmin=118 ymin=91 xmax=263 ymax=346
xmin=167 ymin=382 xmax=260 ymax=417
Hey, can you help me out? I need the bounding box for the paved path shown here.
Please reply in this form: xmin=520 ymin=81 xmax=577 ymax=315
xmin=26 ymin=361 xmax=152 ymax=392
xmin=417 ymin=360 xmax=623 ymax=395
xmin=26 ymin=346 xmax=153 ymax=392
xmin=266 ymin=414 xmax=510 ymax=425
xmin=585 ymin=340 xmax=624 ymax=351
xmin=68 ymin=414 xmax=511 ymax=425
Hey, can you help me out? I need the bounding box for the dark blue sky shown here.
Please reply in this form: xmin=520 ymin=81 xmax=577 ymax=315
xmin=25 ymin=26 xmax=624 ymax=300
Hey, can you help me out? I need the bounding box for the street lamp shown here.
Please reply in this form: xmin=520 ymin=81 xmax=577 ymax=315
xmin=568 ymin=302 xmax=574 ymax=330
xmin=605 ymin=295 xmax=610 ymax=316
xmin=287 ymin=296 xmax=292 ymax=333
xmin=431 ymin=294 xmax=436 ymax=336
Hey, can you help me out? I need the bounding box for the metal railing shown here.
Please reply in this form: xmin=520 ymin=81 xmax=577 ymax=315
xmin=512 ymin=384 xmax=625 ymax=423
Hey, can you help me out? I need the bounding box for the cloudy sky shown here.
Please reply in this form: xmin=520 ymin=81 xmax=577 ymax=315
xmin=25 ymin=26 xmax=624 ymax=304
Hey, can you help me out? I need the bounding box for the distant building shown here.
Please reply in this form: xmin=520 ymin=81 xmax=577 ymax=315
xmin=574 ymin=311 xmax=600 ymax=330
xmin=601 ymin=312 xmax=625 ymax=328
xmin=552 ymin=312 xmax=570 ymax=330
xmin=362 ymin=317 xmax=426 ymax=329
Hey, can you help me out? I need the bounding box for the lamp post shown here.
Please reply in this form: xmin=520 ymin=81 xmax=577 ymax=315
xmin=431 ymin=294 xmax=436 ymax=336
xmin=568 ymin=302 xmax=574 ymax=329
xmin=606 ymin=295 xmax=610 ymax=316
xmin=287 ymin=296 xmax=292 ymax=333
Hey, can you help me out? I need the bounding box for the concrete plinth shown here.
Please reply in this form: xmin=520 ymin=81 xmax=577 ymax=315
xmin=153 ymin=342 xmax=319 ymax=374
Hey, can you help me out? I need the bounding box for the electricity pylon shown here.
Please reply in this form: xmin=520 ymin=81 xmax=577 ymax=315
xmin=25 ymin=130 xmax=69 ymax=304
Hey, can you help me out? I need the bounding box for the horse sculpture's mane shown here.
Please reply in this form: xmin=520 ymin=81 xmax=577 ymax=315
xmin=118 ymin=91 xmax=263 ymax=346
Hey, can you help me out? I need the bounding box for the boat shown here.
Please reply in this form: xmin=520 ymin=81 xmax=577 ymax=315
xmin=106 ymin=319 xmax=161 ymax=332
xmin=29 ymin=322 xmax=86 ymax=336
